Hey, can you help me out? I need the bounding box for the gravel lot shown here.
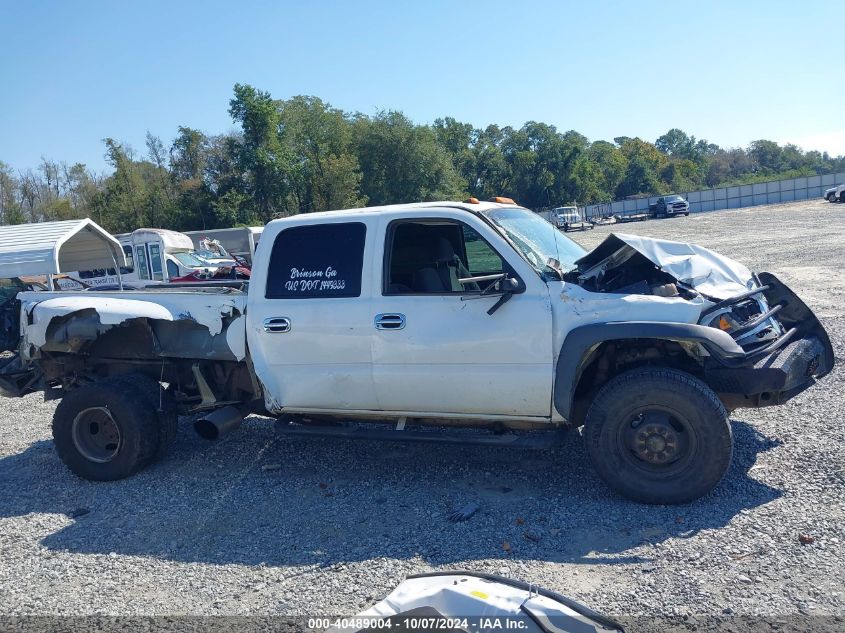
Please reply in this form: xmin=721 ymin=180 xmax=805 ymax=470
xmin=0 ymin=199 xmax=843 ymax=626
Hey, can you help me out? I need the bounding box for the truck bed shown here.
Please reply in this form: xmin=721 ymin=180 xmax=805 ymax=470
xmin=15 ymin=286 xmax=248 ymax=362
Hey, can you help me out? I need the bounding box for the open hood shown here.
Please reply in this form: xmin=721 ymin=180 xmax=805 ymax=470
xmin=573 ymin=233 xmax=754 ymax=300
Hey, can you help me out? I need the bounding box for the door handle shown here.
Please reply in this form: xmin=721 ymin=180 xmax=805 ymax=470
xmin=374 ymin=313 xmax=406 ymax=330
xmin=263 ymin=317 xmax=291 ymax=333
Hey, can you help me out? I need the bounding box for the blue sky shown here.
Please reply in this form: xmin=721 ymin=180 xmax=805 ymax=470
xmin=1 ymin=0 xmax=843 ymax=174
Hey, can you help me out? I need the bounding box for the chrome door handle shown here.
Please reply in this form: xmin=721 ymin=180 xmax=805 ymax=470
xmin=374 ymin=313 xmax=406 ymax=330
xmin=263 ymin=317 xmax=291 ymax=333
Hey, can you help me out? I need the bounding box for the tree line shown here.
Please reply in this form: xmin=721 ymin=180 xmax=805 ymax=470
xmin=1 ymin=83 xmax=843 ymax=233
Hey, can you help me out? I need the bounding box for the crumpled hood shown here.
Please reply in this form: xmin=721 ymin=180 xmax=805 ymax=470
xmin=574 ymin=232 xmax=754 ymax=300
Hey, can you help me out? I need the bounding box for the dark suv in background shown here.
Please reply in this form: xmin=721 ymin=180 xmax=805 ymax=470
xmin=650 ymin=194 xmax=690 ymax=218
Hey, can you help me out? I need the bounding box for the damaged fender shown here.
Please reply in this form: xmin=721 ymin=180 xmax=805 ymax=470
xmin=553 ymin=321 xmax=745 ymax=420
xmin=19 ymin=293 xmax=247 ymax=362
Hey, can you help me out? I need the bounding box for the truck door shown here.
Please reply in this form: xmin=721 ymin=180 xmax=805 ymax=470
xmin=148 ymin=242 xmax=165 ymax=281
xmin=372 ymin=214 xmax=554 ymax=418
xmin=246 ymin=220 xmax=379 ymax=412
xmin=134 ymin=245 xmax=151 ymax=281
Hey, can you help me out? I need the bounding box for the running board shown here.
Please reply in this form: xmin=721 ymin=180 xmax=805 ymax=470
xmin=274 ymin=420 xmax=567 ymax=450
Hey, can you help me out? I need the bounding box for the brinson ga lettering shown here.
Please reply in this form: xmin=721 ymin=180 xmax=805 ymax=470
xmin=289 ymin=266 xmax=339 ymax=280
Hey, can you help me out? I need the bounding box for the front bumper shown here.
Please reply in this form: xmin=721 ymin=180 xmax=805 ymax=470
xmin=702 ymin=272 xmax=834 ymax=408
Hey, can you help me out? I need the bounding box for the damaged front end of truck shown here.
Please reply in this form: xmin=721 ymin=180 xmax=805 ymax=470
xmin=559 ymin=233 xmax=834 ymax=416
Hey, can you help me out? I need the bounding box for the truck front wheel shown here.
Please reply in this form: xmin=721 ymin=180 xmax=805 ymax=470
xmin=52 ymin=377 xmax=160 ymax=481
xmin=584 ymin=367 xmax=732 ymax=504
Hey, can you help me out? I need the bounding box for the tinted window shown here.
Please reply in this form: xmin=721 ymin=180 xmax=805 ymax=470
xmin=266 ymin=223 xmax=366 ymax=299
xmin=166 ymin=259 xmax=179 ymax=279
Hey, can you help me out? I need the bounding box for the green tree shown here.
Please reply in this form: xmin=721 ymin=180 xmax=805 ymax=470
xmin=278 ymin=95 xmax=366 ymax=212
xmin=616 ymin=138 xmax=668 ymax=198
xmin=354 ymin=110 xmax=464 ymax=205
xmin=228 ymin=84 xmax=292 ymax=221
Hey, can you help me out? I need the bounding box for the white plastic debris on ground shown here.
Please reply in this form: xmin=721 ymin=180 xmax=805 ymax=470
xmin=330 ymin=572 xmax=623 ymax=633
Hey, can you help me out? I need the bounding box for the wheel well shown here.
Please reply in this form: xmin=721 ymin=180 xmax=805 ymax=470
xmin=569 ymin=338 xmax=704 ymax=426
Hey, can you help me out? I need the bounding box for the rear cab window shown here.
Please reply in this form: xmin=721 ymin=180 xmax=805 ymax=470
xmin=265 ymin=222 xmax=366 ymax=299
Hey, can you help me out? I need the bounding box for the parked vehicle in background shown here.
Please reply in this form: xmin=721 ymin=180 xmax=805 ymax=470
xmin=184 ymin=227 xmax=263 ymax=265
xmin=649 ymin=194 xmax=690 ymax=218
xmin=57 ymin=228 xmax=249 ymax=288
xmin=824 ymin=183 xmax=844 ymax=202
xmin=537 ymin=206 xmax=593 ymax=231
xmin=553 ymin=206 xmax=594 ymax=232
xmin=0 ymin=199 xmax=833 ymax=504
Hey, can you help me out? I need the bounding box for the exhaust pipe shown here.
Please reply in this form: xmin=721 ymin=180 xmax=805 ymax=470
xmin=194 ymin=405 xmax=250 ymax=440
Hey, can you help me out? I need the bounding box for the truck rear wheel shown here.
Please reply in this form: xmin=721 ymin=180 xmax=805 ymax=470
xmin=109 ymin=373 xmax=178 ymax=456
xmin=583 ymin=367 xmax=732 ymax=504
xmin=52 ymin=377 xmax=160 ymax=481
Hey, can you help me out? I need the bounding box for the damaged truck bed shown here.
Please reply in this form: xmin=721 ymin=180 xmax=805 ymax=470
xmin=0 ymin=201 xmax=834 ymax=504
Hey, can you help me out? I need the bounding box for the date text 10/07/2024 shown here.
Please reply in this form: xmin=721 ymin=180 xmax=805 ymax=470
xmin=307 ymin=616 xmax=531 ymax=630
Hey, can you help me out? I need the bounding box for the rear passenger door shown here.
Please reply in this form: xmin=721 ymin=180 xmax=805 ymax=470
xmin=246 ymin=221 xmax=379 ymax=413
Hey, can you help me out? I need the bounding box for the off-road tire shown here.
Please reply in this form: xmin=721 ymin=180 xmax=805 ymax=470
xmin=584 ymin=367 xmax=732 ymax=504
xmin=52 ymin=376 xmax=160 ymax=481
xmin=110 ymin=373 xmax=178 ymax=456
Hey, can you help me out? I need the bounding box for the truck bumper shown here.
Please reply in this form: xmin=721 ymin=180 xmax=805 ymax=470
xmin=706 ymin=335 xmax=831 ymax=407
xmin=703 ymin=272 xmax=834 ymax=408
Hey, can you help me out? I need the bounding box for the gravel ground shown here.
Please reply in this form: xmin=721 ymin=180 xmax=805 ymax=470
xmin=0 ymin=199 xmax=843 ymax=626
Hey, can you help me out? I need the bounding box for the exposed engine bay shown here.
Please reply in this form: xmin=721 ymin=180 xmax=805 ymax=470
xmin=566 ymin=233 xmax=785 ymax=351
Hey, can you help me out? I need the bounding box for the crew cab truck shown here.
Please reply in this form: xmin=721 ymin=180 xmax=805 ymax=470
xmin=649 ymin=195 xmax=690 ymax=218
xmin=0 ymin=201 xmax=833 ymax=504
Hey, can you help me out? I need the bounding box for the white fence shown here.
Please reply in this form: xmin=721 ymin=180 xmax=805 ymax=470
xmin=583 ymin=172 xmax=845 ymax=219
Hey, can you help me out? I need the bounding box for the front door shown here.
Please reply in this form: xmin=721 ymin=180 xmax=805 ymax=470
xmin=371 ymin=214 xmax=554 ymax=418
xmin=246 ymin=220 xmax=379 ymax=413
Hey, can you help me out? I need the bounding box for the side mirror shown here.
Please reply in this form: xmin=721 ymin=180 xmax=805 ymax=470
xmin=500 ymin=276 xmax=519 ymax=292
xmin=486 ymin=275 xmax=520 ymax=315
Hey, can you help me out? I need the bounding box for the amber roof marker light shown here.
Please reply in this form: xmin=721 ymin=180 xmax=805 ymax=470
xmin=464 ymin=197 xmax=480 ymax=204
xmin=490 ymin=196 xmax=517 ymax=204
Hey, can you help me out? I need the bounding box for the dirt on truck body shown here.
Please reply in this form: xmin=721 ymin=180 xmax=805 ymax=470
xmin=0 ymin=200 xmax=834 ymax=504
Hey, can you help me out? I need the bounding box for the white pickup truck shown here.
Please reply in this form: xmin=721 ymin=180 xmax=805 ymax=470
xmin=0 ymin=200 xmax=833 ymax=503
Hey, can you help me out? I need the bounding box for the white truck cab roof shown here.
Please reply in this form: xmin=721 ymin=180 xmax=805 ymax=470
xmin=268 ymin=200 xmax=519 ymax=226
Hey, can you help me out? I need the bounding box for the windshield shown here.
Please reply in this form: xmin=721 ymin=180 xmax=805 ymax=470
xmin=172 ymin=251 xmax=208 ymax=268
xmin=664 ymin=195 xmax=684 ymax=202
xmin=484 ymin=207 xmax=586 ymax=277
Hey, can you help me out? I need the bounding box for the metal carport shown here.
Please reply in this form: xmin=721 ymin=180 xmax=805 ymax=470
xmin=0 ymin=219 xmax=126 ymax=287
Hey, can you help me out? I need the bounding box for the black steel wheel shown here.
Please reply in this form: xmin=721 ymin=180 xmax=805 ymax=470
xmin=52 ymin=377 xmax=160 ymax=481
xmin=584 ymin=367 xmax=732 ymax=504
